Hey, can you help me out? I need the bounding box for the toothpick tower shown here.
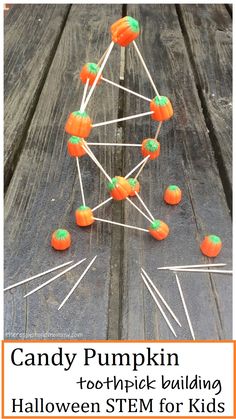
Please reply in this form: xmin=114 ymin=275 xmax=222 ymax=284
xmin=64 ymin=16 xmax=174 ymax=242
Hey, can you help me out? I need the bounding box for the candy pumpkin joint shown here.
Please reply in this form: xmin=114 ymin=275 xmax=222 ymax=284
xmin=51 ymin=229 xmax=71 ymax=251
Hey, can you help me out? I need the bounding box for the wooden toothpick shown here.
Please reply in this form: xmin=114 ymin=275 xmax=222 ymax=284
xmin=80 ymin=78 xmax=89 ymax=111
xmin=83 ymin=143 xmax=112 ymax=183
xmin=125 ymin=156 xmax=149 ymax=179
xmin=158 ymin=263 xmax=227 ymax=270
xmin=173 ymin=268 xmax=232 ymax=275
xmin=141 ymin=273 xmax=177 ymax=337
xmin=82 ymin=41 xmax=114 ymax=111
xmin=89 ymin=143 xmax=141 ymax=147
xmin=154 ymin=121 xmax=162 ymax=140
xmin=174 ymin=272 xmax=195 ymax=340
xmin=92 ymin=197 xmax=113 ymax=212
xmin=58 ymin=255 xmax=97 ymax=310
xmin=126 ymin=197 xmax=152 ymax=223
xmin=141 ymin=268 xmax=182 ymax=327
xmin=133 ymin=41 xmax=160 ymax=98
xmin=24 ymin=258 xmax=87 ymax=298
xmin=4 ymin=260 xmax=74 ymax=292
xmin=76 ymin=157 xmax=86 ymax=206
xmin=101 ymin=76 xmax=151 ymax=102
xmin=135 ymin=192 xmax=155 ymax=221
xmin=93 ymin=217 xmax=148 ymax=232
xmin=92 ymin=111 xmax=153 ymax=128
xmin=134 ymin=155 xmax=150 ymax=180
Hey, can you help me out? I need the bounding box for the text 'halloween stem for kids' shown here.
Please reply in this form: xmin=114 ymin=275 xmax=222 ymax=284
xmin=2 ymin=341 xmax=235 ymax=417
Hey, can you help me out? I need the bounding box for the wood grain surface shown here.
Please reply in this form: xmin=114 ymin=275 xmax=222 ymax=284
xmin=4 ymin=4 xmax=232 ymax=341
xmin=120 ymin=4 xmax=232 ymax=340
xmin=4 ymin=4 xmax=122 ymax=340
xmin=178 ymin=4 xmax=232 ymax=207
xmin=4 ymin=4 xmax=71 ymax=190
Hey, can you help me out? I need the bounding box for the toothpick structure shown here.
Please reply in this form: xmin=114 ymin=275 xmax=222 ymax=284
xmin=64 ymin=16 xmax=174 ymax=238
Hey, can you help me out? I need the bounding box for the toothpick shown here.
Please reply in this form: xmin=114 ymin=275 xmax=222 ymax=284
xmin=82 ymin=41 xmax=114 ymax=111
xmin=24 ymin=258 xmax=87 ymax=298
xmin=141 ymin=268 xmax=181 ymax=327
xmin=80 ymin=78 xmax=89 ymax=111
xmin=92 ymin=197 xmax=113 ymax=212
xmin=133 ymin=41 xmax=160 ymax=99
xmin=134 ymin=155 xmax=150 ymax=180
xmin=101 ymin=76 xmax=151 ymax=102
xmin=97 ymin=45 xmax=110 ymax=67
xmin=174 ymin=272 xmax=195 ymax=340
xmin=83 ymin=143 xmax=112 ymax=183
xmin=4 ymin=260 xmax=74 ymax=292
xmin=135 ymin=192 xmax=155 ymax=221
xmin=173 ymin=268 xmax=232 ymax=275
xmin=126 ymin=197 xmax=152 ymax=223
xmin=125 ymin=156 xmax=149 ymax=179
xmin=92 ymin=111 xmax=154 ymax=128
xmin=58 ymin=256 xmax=97 ymax=310
xmin=158 ymin=263 xmax=227 ymax=271
xmin=94 ymin=217 xmax=148 ymax=232
xmin=154 ymin=121 xmax=162 ymax=140
xmin=89 ymin=143 xmax=141 ymax=147
xmin=76 ymin=157 xmax=85 ymax=206
xmin=141 ymin=273 xmax=177 ymax=337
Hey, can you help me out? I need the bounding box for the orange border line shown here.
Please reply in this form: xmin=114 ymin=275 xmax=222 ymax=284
xmin=1 ymin=340 xmax=235 ymax=419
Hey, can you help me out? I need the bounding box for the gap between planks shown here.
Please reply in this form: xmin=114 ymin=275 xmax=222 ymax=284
xmin=175 ymin=4 xmax=232 ymax=216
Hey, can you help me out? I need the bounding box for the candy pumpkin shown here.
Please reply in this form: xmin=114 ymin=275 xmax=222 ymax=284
xmin=149 ymin=219 xmax=169 ymax=240
xmin=128 ymin=178 xmax=140 ymax=196
xmin=107 ymin=176 xmax=131 ymax=200
xmin=51 ymin=229 xmax=71 ymax=250
xmin=67 ymin=136 xmax=87 ymax=157
xmin=65 ymin=111 xmax=92 ymax=138
xmin=200 ymin=235 xmax=222 ymax=257
xmin=75 ymin=206 xmax=94 ymax=227
xmin=164 ymin=185 xmax=182 ymax=205
xmin=110 ymin=16 xmax=140 ymax=47
xmin=80 ymin=63 xmax=102 ymax=86
xmin=150 ymin=95 xmax=173 ymax=121
xmin=141 ymin=139 xmax=160 ymax=160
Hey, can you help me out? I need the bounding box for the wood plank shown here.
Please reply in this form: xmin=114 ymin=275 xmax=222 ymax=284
xmin=4 ymin=4 xmax=70 ymax=190
xmin=4 ymin=4 xmax=122 ymax=340
xmin=121 ymin=4 xmax=232 ymax=340
xmin=178 ymin=4 xmax=232 ymax=203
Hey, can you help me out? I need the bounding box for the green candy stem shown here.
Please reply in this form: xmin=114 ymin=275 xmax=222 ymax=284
xmin=55 ymin=229 xmax=69 ymax=240
xmin=168 ymin=185 xmax=179 ymax=191
xmin=145 ymin=140 xmax=159 ymax=152
xmin=69 ymin=136 xmax=83 ymax=144
xmin=150 ymin=220 xmax=161 ymax=230
xmin=153 ymin=96 xmax=168 ymax=107
xmin=73 ymin=110 xmax=88 ymax=118
xmin=78 ymin=205 xmax=90 ymax=211
xmin=127 ymin=16 xmax=140 ymax=33
xmin=87 ymin=63 xmax=100 ymax=74
xmin=108 ymin=178 xmax=118 ymax=190
xmin=208 ymin=235 xmax=221 ymax=244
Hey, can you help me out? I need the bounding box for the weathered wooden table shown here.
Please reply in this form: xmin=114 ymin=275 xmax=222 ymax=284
xmin=4 ymin=4 xmax=232 ymax=340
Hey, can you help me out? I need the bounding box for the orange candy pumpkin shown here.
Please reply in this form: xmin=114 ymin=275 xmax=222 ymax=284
xmin=149 ymin=219 xmax=169 ymax=240
xmin=150 ymin=96 xmax=173 ymax=121
xmin=108 ymin=176 xmax=131 ymax=200
xmin=80 ymin=63 xmax=102 ymax=86
xmin=75 ymin=206 xmax=94 ymax=227
xmin=128 ymin=178 xmax=140 ymax=196
xmin=67 ymin=137 xmax=87 ymax=157
xmin=51 ymin=229 xmax=71 ymax=250
xmin=110 ymin=16 xmax=140 ymax=47
xmin=65 ymin=111 xmax=92 ymax=138
xmin=141 ymin=139 xmax=160 ymax=160
xmin=164 ymin=185 xmax=182 ymax=205
xmin=200 ymin=235 xmax=222 ymax=257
